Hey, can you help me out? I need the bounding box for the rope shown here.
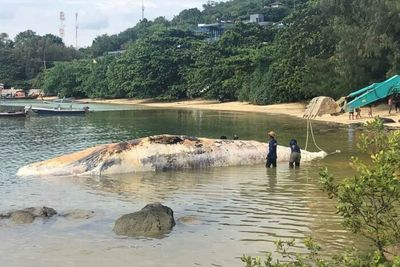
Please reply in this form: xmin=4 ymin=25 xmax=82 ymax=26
xmin=309 ymin=120 xmax=324 ymax=152
xmin=304 ymin=98 xmax=342 ymax=155
xmin=305 ymin=119 xmax=326 ymax=152
xmin=305 ymin=119 xmax=310 ymax=151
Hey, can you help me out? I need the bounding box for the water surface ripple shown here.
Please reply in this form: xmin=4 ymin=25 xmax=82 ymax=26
xmin=0 ymin=103 xmax=364 ymax=267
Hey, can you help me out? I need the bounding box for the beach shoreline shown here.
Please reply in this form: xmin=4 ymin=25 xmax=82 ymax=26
xmin=77 ymin=98 xmax=400 ymax=128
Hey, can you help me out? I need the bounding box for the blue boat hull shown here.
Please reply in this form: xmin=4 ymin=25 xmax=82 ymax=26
xmin=0 ymin=111 xmax=26 ymax=118
xmin=32 ymin=109 xmax=87 ymax=116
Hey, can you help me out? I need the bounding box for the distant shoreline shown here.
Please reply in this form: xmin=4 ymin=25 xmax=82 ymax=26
xmin=44 ymin=97 xmax=400 ymax=129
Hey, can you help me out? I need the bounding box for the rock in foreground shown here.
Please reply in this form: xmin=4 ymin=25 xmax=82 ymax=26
xmin=1 ymin=206 xmax=57 ymax=224
xmin=113 ymin=203 xmax=175 ymax=238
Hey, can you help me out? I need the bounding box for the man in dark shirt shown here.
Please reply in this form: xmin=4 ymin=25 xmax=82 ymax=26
xmin=289 ymin=139 xmax=301 ymax=168
xmin=266 ymin=131 xmax=277 ymax=168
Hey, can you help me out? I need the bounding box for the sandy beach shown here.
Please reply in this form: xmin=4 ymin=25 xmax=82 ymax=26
xmin=80 ymin=98 xmax=400 ymax=129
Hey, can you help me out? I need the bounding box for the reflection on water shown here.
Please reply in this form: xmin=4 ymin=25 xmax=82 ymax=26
xmin=0 ymin=104 xmax=365 ymax=267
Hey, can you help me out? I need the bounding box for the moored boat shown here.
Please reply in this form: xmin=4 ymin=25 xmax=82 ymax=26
xmin=0 ymin=111 xmax=27 ymax=118
xmin=30 ymin=106 xmax=89 ymax=116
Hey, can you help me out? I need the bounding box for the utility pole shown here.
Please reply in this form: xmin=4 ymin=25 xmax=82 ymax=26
xmin=59 ymin=11 xmax=65 ymax=40
xmin=75 ymin=12 xmax=79 ymax=49
xmin=141 ymin=0 xmax=145 ymax=20
xmin=43 ymin=47 xmax=46 ymax=70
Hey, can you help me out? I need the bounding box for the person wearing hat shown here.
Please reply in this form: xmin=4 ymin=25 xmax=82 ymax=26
xmin=266 ymin=131 xmax=277 ymax=168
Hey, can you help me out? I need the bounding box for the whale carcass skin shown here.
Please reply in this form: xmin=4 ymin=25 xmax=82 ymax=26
xmin=17 ymin=135 xmax=327 ymax=177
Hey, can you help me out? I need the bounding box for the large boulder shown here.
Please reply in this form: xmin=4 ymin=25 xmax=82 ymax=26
xmin=23 ymin=207 xmax=57 ymax=218
xmin=113 ymin=203 xmax=175 ymax=237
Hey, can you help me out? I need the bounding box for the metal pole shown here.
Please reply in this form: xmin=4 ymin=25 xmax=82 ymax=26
xmin=142 ymin=0 xmax=145 ymax=20
xmin=75 ymin=12 xmax=78 ymax=49
xmin=43 ymin=39 xmax=47 ymax=70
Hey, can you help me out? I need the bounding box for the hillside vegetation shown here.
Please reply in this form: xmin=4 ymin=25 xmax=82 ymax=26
xmin=1 ymin=0 xmax=399 ymax=104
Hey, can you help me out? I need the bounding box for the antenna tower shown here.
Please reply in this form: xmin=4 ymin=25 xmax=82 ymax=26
xmin=141 ymin=0 xmax=145 ymax=20
xmin=75 ymin=12 xmax=79 ymax=49
xmin=59 ymin=11 xmax=66 ymax=40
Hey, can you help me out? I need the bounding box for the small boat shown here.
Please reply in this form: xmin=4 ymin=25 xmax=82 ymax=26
xmin=4 ymin=96 xmax=39 ymax=100
xmin=52 ymin=97 xmax=75 ymax=103
xmin=0 ymin=111 xmax=27 ymax=118
xmin=30 ymin=106 xmax=89 ymax=116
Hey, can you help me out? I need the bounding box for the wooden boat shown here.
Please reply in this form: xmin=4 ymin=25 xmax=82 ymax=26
xmin=0 ymin=111 xmax=27 ymax=118
xmin=3 ymin=95 xmax=39 ymax=100
xmin=52 ymin=97 xmax=75 ymax=103
xmin=31 ymin=106 xmax=89 ymax=116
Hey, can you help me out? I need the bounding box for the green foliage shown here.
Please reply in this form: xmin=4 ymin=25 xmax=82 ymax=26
xmin=0 ymin=30 xmax=79 ymax=88
xmin=5 ymin=0 xmax=400 ymax=103
xmin=320 ymin=0 xmax=400 ymax=89
xmin=107 ymin=29 xmax=202 ymax=99
xmin=186 ymin=23 xmax=275 ymax=101
xmin=89 ymin=18 xmax=170 ymax=57
xmin=242 ymin=119 xmax=400 ymax=267
xmin=249 ymin=0 xmax=400 ymax=104
xmin=320 ymin=118 xmax=400 ymax=256
xmin=250 ymin=1 xmax=339 ymax=104
xmin=241 ymin=238 xmax=400 ymax=267
xmin=41 ymin=60 xmax=90 ymax=97
xmin=200 ymin=0 xmax=301 ymax=23
xmin=171 ymin=8 xmax=204 ymax=30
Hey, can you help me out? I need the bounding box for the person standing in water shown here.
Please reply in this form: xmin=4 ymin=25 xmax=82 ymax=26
xmin=266 ymin=131 xmax=277 ymax=168
xmin=289 ymin=139 xmax=301 ymax=168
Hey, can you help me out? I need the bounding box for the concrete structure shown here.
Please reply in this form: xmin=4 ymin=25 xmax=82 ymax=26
xmin=197 ymin=22 xmax=233 ymax=41
xmin=0 ymin=83 xmax=4 ymax=90
xmin=107 ymin=50 xmax=126 ymax=56
xmin=265 ymin=1 xmax=285 ymax=9
xmin=248 ymin=13 xmax=274 ymax=27
xmin=250 ymin=14 xmax=265 ymax=24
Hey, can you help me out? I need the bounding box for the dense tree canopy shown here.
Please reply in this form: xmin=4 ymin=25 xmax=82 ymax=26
xmin=2 ymin=0 xmax=400 ymax=104
xmin=0 ymin=30 xmax=79 ymax=88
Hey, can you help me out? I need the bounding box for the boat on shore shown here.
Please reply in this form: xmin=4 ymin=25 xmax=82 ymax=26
xmin=3 ymin=96 xmax=39 ymax=100
xmin=52 ymin=97 xmax=75 ymax=103
xmin=29 ymin=106 xmax=90 ymax=116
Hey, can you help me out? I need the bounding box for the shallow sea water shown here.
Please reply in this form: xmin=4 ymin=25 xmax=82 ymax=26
xmin=0 ymin=101 xmax=366 ymax=267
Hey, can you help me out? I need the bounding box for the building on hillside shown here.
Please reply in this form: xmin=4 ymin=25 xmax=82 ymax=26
xmin=248 ymin=14 xmax=274 ymax=27
xmin=264 ymin=1 xmax=286 ymax=9
xmin=196 ymin=22 xmax=233 ymax=42
xmin=0 ymin=83 xmax=4 ymax=90
xmin=107 ymin=50 xmax=126 ymax=56
xmin=250 ymin=14 xmax=265 ymax=24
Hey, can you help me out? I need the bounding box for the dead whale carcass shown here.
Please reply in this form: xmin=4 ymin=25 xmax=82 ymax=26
xmin=17 ymin=135 xmax=327 ymax=177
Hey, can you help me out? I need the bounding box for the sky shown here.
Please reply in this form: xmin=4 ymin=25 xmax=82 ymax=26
xmin=0 ymin=0 xmax=223 ymax=47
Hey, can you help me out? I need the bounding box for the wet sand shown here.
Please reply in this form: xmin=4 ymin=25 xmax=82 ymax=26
xmin=80 ymin=98 xmax=400 ymax=128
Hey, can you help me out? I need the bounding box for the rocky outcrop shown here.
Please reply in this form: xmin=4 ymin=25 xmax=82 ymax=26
xmin=17 ymin=135 xmax=328 ymax=177
xmin=10 ymin=211 xmax=35 ymax=224
xmin=1 ymin=206 xmax=57 ymax=224
xmin=113 ymin=203 xmax=175 ymax=238
xmin=61 ymin=209 xmax=95 ymax=220
xmin=177 ymin=216 xmax=201 ymax=225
